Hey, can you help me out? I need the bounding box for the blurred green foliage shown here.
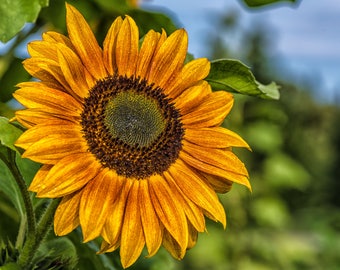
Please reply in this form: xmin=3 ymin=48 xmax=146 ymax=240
xmin=1 ymin=0 xmax=339 ymax=269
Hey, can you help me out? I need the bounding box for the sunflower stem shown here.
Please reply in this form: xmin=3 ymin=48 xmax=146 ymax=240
xmin=2 ymin=149 xmax=37 ymax=248
xmin=18 ymin=198 xmax=61 ymax=269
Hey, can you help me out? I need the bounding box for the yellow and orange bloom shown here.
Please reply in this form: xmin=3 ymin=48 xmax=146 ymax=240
xmin=14 ymin=3 xmax=250 ymax=268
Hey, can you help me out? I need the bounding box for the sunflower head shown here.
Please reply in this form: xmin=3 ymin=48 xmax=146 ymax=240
xmin=14 ymin=3 xmax=250 ymax=268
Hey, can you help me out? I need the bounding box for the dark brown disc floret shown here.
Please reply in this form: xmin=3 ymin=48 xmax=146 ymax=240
xmin=81 ymin=75 xmax=184 ymax=179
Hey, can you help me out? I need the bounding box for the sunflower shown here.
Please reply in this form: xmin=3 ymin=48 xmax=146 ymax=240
xmin=14 ymin=3 xmax=250 ymax=268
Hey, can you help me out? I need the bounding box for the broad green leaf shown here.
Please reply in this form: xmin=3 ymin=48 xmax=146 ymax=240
xmin=206 ymin=59 xmax=280 ymax=99
xmin=0 ymin=0 xmax=49 ymax=42
xmin=0 ymin=117 xmax=39 ymax=219
xmin=0 ymin=117 xmax=22 ymax=153
xmin=243 ymin=0 xmax=297 ymax=7
xmin=0 ymin=158 xmax=25 ymax=218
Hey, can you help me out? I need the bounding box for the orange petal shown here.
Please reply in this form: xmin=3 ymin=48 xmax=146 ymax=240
xmin=27 ymin=41 xmax=58 ymax=62
xmin=15 ymin=120 xmax=82 ymax=150
xmin=103 ymin=16 xmax=123 ymax=74
xmin=184 ymin=126 xmax=250 ymax=150
xmin=31 ymin=153 xmax=101 ymax=198
xmin=23 ymin=58 xmax=71 ymax=92
xmin=135 ymin=30 xmax=160 ymax=79
xmin=65 ymin=3 xmax=107 ymax=79
xmin=187 ymin=223 xmax=198 ymax=249
xmin=149 ymin=174 xmax=188 ymax=253
xmin=147 ymin=29 xmax=188 ymax=89
xmin=180 ymin=149 xmax=251 ymax=191
xmin=42 ymin=31 xmax=75 ymax=49
xmin=120 ymin=180 xmax=145 ymax=268
xmin=22 ymin=135 xmax=86 ymax=164
xmin=98 ymin=239 xmax=120 ymax=254
xmin=13 ymin=84 xmax=82 ymax=113
xmin=182 ymin=91 xmax=234 ymax=128
xmin=165 ymin=58 xmax=210 ymax=98
xmin=183 ymin=140 xmax=249 ymax=186
xmin=54 ymin=189 xmax=83 ymax=235
xmin=168 ymin=160 xmax=226 ymax=227
xmin=200 ymin=172 xmax=234 ymax=194
xmin=162 ymin=229 xmax=185 ymax=260
xmin=79 ymin=169 xmax=119 ymax=242
xmin=174 ymin=81 xmax=211 ymax=115
xmin=115 ymin=16 xmax=139 ymax=77
xmin=29 ymin=164 xmax=53 ymax=189
xmin=164 ymin=171 xmax=205 ymax=232
xmin=57 ymin=43 xmax=90 ymax=99
xmin=139 ymin=180 xmax=162 ymax=257
xmin=15 ymin=109 xmax=77 ymax=129
xmin=102 ymin=177 xmax=132 ymax=245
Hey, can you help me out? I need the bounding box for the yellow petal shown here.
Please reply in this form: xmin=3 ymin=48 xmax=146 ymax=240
xmin=115 ymin=16 xmax=139 ymax=77
xmin=162 ymin=229 xmax=185 ymax=260
xmin=23 ymin=58 xmax=71 ymax=92
xmin=22 ymin=135 xmax=86 ymax=164
xmin=79 ymin=169 xmax=118 ymax=242
xmin=15 ymin=108 xmax=76 ymax=129
xmin=184 ymin=126 xmax=251 ymax=150
xmin=149 ymin=174 xmax=188 ymax=252
xmin=120 ymin=180 xmax=145 ymax=268
xmin=180 ymin=149 xmax=251 ymax=191
xmin=13 ymin=84 xmax=82 ymax=113
xmin=54 ymin=190 xmax=82 ymax=235
xmin=147 ymin=29 xmax=188 ymax=89
xmin=201 ymin=172 xmax=234 ymax=194
xmin=15 ymin=120 xmax=81 ymax=150
xmin=165 ymin=58 xmax=210 ymax=98
xmin=174 ymin=81 xmax=211 ymax=115
xmin=28 ymin=41 xmax=58 ymax=62
xmin=65 ymin=3 xmax=107 ymax=79
xmin=182 ymin=91 xmax=234 ymax=128
xmin=98 ymin=240 xmax=120 ymax=254
xmin=32 ymin=153 xmax=101 ymax=198
xmin=164 ymin=172 xmax=205 ymax=232
xmin=103 ymin=16 xmax=123 ymax=74
xmin=57 ymin=43 xmax=89 ymax=99
xmin=187 ymin=224 xmax=198 ymax=249
xmin=139 ymin=180 xmax=162 ymax=257
xmin=102 ymin=177 xmax=132 ymax=245
xmin=135 ymin=30 xmax=160 ymax=79
xmin=168 ymin=160 xmax=226 ymax=228
xmin=42 ymin=31 xmax=74 ymax=49
xmin=183 ymin=140 xmax=249 ymax=179
xmin=29 ymin=164 xmax=52 ymax=190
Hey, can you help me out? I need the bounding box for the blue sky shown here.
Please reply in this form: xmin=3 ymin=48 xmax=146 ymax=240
xmin=143 ymin=0 xmax=340 ymax=102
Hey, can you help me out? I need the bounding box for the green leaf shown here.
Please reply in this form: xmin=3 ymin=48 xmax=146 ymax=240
xmin=0 ymin=157 xmax=25 ymax=218
xmin=0 ymin=117 xmax=22 ymax=153
xmin=129 ymin=9 xmax=178 ymax=37
xmin=206 ymin=59 xmax=280 ymax=99
xmin=0 ymin=58 xmax=31 ymax=103
xmin=32 ymin=238 xmax=78 ymax=270
xmin=243 ymin=0 xmax=298 ymax=7
xmin=94 ymin=0 xmax=131 ymax=13
xmin=0 ymin=262 xmax=22 ymax=270
xmin=0 ymin=0 xmax=49 ymax=42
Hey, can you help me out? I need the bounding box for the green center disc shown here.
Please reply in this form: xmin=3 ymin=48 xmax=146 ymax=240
xmin=104 ymin=91 xmax=166 ymax=148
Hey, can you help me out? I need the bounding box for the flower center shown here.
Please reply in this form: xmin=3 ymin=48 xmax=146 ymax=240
xmin=104 ymin=91 xmax=166 ymax=148
xmin=81 ymin=75 xmax=184 ymax=179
